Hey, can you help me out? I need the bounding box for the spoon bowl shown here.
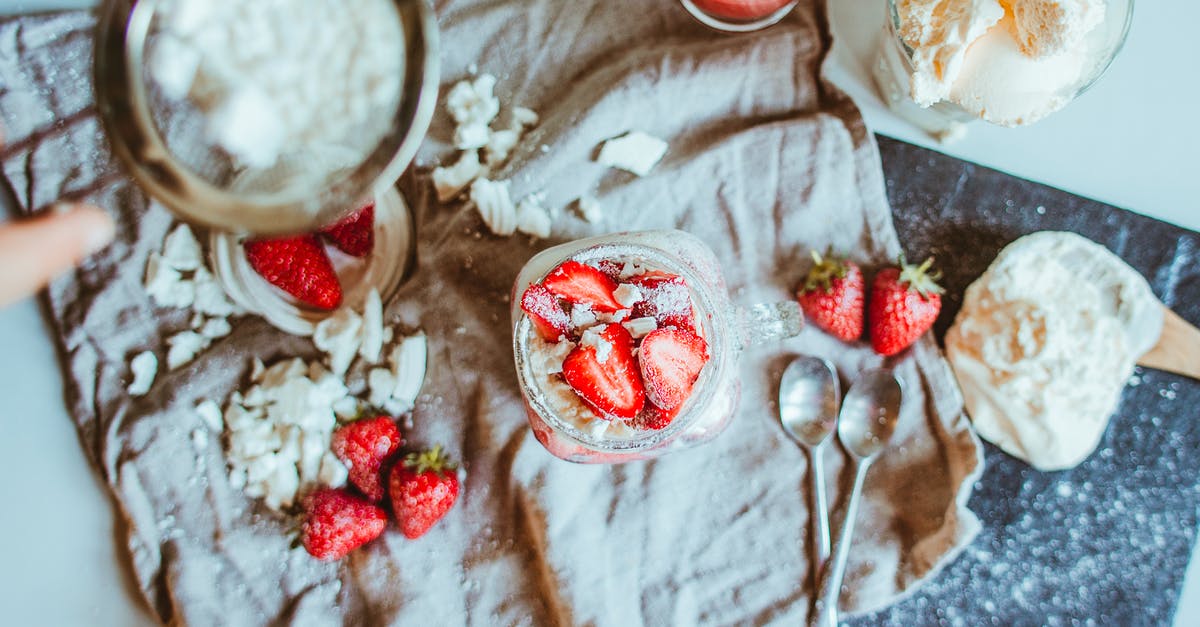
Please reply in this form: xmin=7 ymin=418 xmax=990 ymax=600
xmin=837 ymin=369 xmax=903 ymax=459
xmin=779 ymin=356 xmax=840 ymax=447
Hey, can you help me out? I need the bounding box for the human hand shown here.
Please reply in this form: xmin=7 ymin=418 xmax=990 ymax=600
xmin=0 ymin=203 xmax=115 ymax=308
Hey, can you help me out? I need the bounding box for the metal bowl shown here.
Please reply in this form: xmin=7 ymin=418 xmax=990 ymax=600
xmin=94 ymin=0 xmax=439 ymax=235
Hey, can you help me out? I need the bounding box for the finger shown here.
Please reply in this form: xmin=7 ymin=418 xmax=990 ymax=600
xmin=0 ymin=204 xmax=116 ymax=307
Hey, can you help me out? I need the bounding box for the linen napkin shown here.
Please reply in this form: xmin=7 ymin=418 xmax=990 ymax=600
xmin=0 ymin=2 xmax=983 ymax=624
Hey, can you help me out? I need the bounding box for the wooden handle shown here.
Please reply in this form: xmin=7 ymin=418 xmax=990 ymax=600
xmin=1137 ymin=305 xmax=1200 ymax=380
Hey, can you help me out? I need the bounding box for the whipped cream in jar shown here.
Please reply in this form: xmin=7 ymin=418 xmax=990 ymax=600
xmin=511 ymin=230 xmax=803 ymax=463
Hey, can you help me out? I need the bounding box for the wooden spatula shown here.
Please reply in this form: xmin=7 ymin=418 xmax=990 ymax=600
xmin=1137 ymin=305 xmax=1200 ymax=380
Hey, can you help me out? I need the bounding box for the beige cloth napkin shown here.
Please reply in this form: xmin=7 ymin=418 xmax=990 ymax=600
xmin=0 ymin=1 xmax=982 ymax=624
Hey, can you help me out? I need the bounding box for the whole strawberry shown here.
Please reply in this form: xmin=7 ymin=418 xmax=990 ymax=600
xmin=389 ymin=445 xmax=460 ymax=539
xmin=796 ymin=250 xmax=864 ymax=342
xmin=321 ymin=201 xmax=375 ymax=257
xmin=331 ymin=417 xmax=403 ymax=502
xmin=301 ymin=488 xmax=388 ymax=561
xmin=244 ymin=235 xmax=342 ymax=310
xmin=868 ymin=256 xmax=944 ymax=357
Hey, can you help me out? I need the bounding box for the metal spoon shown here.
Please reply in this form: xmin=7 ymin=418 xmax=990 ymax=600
xmin=811 ymin=369 xmax=903 ymax=627
xmin=779 ymin=356 xmax=841 ymax=589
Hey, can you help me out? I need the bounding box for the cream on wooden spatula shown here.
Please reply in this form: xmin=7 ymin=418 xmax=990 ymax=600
xmin=1137 ymin=306 xmax=1200 ymax=380
xmin=945 ymin=232 xmax=1192 ymax=472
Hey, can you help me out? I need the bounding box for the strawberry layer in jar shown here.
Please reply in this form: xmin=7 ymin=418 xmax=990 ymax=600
xmin=511 ymin=230 xmax=802 ymax=463
xmin=679 ymin=0 xmax=799 ymax=32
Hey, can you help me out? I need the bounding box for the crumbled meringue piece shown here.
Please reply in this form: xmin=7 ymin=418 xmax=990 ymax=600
xmin=613 ymin=284 xmax=643 ymax=308
xmin=485 ymin=128 xmax=521 ymax=168
xmin=195 ymin=399 xmax=223 ymax=432
xmin=318 ymin=451 xmax=349 ymax=487
xmin=192 ymin=267 xmax=240 ymax=317
xmin=199 ymin=317 xmax=232 ymax=339
xmin=446 ymin=74 xmax=500 ymax=149
xmin=515 ymin=192 xmax=552 ymax=238
xmin=618 ymin=262 xmax=645 ymax=280
xmin=359 ymin=288 xmax=384 ymax=364
xmin=622 ymin=316 xmax=658 ymax=339
xmin=576 ymin=195 xmax=603 ymax=223
xmin=580 ymin=326 xmax=613 ymax=364
xmin=597 ymin=131 xmax=668 ymax=176
xmin=597 ymin=309 xmax=632 ymax=324
xmin=368 ymin=367 xmax=399 ymax=408
xmin=571 ymin=303 xmax=598 ymax=328
xmin=511 ymin=106 xmax=539 ymax=128
xmin=145 ymin=253 xmax=195 ymax=308
xmin=312 ymin=306 xmax=364 ymax=376
xmin=470 ymin=178 xmax=518 ymax=236
xmin=167 ymin=331 xmax=210 ymax=369
xmin=389 ymin=332 xmax=427 ymax=410
xmin=161 ymin=223 xmax=203 ymax=271
xmin=127 ymin=351 xmax=158 ymax=396
xmin=432 ymin=150 xmax=486 ymax=202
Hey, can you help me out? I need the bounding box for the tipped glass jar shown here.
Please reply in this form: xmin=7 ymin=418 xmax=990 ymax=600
xmin=511 ymin=230 xmax=804 ymax=463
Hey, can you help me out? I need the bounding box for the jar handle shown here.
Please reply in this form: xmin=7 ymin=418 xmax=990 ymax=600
xmin=734 ymin=301 xmax=805 ymax=350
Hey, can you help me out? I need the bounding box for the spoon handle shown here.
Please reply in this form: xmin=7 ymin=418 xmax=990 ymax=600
xmin=810 ymin=444 xmax=831 ymax=565
xmin=811 ymin=460 xmax=870 ymax=627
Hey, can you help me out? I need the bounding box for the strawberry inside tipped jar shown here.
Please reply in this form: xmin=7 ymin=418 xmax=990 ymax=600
xmin=519 ymin=257 xmax=712 ymax=432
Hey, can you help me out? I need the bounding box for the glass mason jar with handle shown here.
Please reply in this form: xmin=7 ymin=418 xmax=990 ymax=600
xmin=511 ymin=230 xmax=804 ymax=463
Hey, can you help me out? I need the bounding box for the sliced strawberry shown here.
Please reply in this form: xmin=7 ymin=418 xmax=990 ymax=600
xmin=561 ymin=324 xmax=645 ymax=419
xmin=637 ymin=327 xmax=710 ymax=411
xmin=321 ymin=201 xmax=375 ymax=257
xmin=542 ymin=260 xmax=624 ymax=313
xmin=629 ymin=271 xmax=696 ymax=333
xmin=520 ymin=284 xmax=572 ymax=341
xmin=244 ymin=235 xmax=342 ymax=310
xmin=629 ymin=402 xmax=680 ymax=431
xmin=593 ymin=259 xmax=625 ymax=283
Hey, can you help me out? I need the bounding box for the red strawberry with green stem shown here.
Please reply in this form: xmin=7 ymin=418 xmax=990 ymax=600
xmin=796 ymin=250 xmax=865 ymax=342
xmin=389 ymin=445 xmax=461 ymax=539
xmin=868 ymin=255 xmax=944 ymax=357
xmin=561 ymin=323 xmax=646 ymax=419
xmin=331 ymin=417 xmax=403 ymax=502
xmin=300 ymin=488 xmax=387 ymax=561
xmin=244 ymin=235 xmax=343 ymax=310
xmin=321 ymin=201 xmax=375 ymax=257
xmin=637 ymin=327 xmax=710 ymax=411
xmin=542 ymin=260 xmax=624 ymax=313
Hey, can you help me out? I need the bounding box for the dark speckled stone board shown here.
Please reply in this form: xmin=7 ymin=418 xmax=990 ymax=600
xmin=854 ymin=137 xmax=1200 ymax=626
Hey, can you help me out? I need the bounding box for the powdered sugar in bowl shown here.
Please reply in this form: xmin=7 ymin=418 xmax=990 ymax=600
xmin=512 ymin=230 xmax=804 ymax=463
xmin=95 ymin=0 xmax=438 ymax=234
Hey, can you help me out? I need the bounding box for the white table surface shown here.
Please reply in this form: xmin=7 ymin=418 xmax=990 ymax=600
xmin=0 ymin=1 xmax=1196 ymax=625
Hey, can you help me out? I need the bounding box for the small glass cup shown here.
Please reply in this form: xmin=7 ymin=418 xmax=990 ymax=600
xmin=511 ymin=230 xmax=803 ymax=463
xmin=210 ymin=185 xmax=415 ymax=335
xmin=873 ymin=0 xmax=1133 ymax=137
xmin=678 ymin=0 xmax=800 ymax=33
